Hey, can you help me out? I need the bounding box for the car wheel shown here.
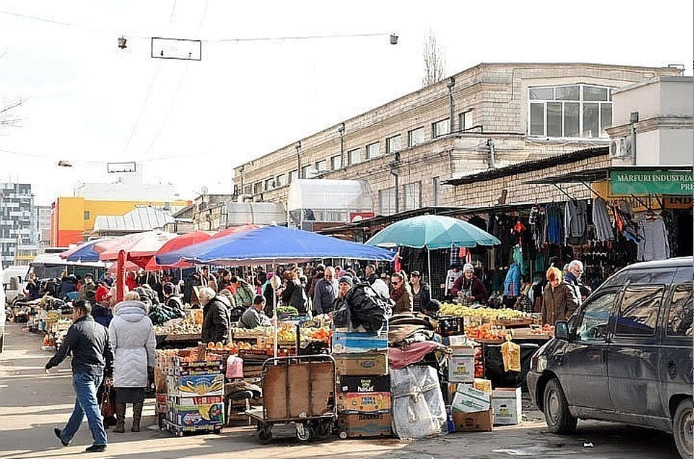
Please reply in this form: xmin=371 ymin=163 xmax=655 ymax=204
xmin=543 ymin=378 xmax=577 ymax=434
xmin=673 ymin=398 xmax=693 ymax=459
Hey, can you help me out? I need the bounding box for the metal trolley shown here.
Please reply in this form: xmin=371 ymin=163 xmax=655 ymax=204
xmin=246 ymin=354 xmax=337 ymax=443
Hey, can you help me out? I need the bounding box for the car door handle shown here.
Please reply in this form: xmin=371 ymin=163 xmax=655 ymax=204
xmin=667 ymin=361 xmax=677 ymax=379
xmin=601 ymin=349 xmax=608 ymax=363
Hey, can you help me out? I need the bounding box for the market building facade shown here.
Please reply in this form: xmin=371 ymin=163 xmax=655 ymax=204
xmin=232 ymin=63 xmax=683 ymax=218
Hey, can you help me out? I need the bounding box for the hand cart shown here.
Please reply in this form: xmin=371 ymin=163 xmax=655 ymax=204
xmin=246 ymin=354 xmax=337 ymax=443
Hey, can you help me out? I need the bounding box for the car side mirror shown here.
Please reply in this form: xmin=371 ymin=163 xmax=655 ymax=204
xmin=555 ymin=321 xmax=570 ymax=340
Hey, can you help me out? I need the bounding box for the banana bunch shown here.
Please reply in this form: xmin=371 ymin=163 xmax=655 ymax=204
xmin=440 ymin=303 xmax=525 ymax=320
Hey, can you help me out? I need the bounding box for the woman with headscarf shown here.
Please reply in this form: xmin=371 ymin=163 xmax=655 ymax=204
xmin=541 ymin=267 xmax=580 ymax=326
xmin=108 ymin=291 xmax=156 ymax=433
xmin=451 ymin=263 xmax=488 ymax=304
xmin=390 ymin=271 xmax=413 ymax=314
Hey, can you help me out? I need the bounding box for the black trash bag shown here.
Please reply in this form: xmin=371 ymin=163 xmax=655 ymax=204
xmin=345 ymin=283 xmax=393 ymax=333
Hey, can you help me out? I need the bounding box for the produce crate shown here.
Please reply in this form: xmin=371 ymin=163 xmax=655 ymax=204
xmin=169 ymin=358 xmax=223 ymax=376
xmin=337 ymin=392 xmax=392 ymax=414
xmin=167 ymin=402 xmax=225 ymax=426
xmin=438 ymin=316 xmax=465 ymax=337
xmin=167 ymin=374 xmax=224 ymax=397
xmin=338 ymin=412 xmax=392 ymax=438
xmin=332 ymin=332 xmax=388 ymax=354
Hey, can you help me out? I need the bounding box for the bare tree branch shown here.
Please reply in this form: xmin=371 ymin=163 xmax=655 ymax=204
xmin=0 ymin=98 xmax=24 ymax=128
xmin=421 ymin=29 xmax=446 ymax=87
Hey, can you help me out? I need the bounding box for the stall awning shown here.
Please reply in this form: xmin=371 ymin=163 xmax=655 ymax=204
xmin=524 ymin=165 xmax=692 ymax=196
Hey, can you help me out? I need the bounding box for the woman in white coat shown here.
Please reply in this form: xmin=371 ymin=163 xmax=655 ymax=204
xmin=108 ymin=291 xmax=156 ymax=433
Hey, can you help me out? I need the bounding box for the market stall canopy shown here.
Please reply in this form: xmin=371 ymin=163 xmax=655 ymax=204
xmin=95 ymin=230 xmax=178 ymax=267
xmin=365 ymin=214 xmax=501 ymax=250
xmin=211 ymin=224 xmax=261 ymax=239
xmin=149 ymin=230 xmax=212 ymax=269
xmin=156 ymin=225 xmax=396 ymax=265
xmin=60 ymin=239 xmax=108 ymax=262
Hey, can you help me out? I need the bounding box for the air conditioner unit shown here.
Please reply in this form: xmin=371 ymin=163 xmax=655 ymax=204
xmin=610 ymin=137 xmax=631 ymax=158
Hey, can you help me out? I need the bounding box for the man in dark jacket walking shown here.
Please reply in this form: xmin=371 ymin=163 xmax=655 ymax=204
xmin=313 ymin=267 xmax=338 ymax=315
xmin=199 ymin=287 xmax=231 ymax=344
xmin=46 ymin=300 xmax=114 ymax=453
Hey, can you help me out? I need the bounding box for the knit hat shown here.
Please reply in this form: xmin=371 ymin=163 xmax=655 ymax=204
xmin=338 ymin=276 xmax=353 ymax=287
xmin=463 ymin=263 xmax=475 ymax=273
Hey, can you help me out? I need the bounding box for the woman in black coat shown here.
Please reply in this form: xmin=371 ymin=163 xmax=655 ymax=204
xmin=410 ymin=271 xmax=432 ymax=312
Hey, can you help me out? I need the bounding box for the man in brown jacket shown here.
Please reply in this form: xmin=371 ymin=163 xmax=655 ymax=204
xmin=541 ymin=267 xmax=579 ymax=325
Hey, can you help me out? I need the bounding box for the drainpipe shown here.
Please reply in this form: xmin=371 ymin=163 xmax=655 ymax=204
xmin=389 ymin=152 xmax=401 ymax=213
xmin=486 ymin=138 xmax=496 ymax=169
xmin=338 ymin=123 xmax=345 ymax=168
xmin=629 ymin=111 xmax=639 ymax=165
xmin=295 ymin=141 xmax=302 ymax=178
xmin=447 ymin=77 xmax=456 ymax=132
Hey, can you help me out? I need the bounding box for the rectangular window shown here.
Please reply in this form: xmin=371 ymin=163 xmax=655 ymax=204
xmin=432 ymin=119 xmax=450 ymax=138
xmin=615 ymin=286 xmax=664 ymax=336
xmin=315 ymin=160 xmax=327 ymax=172
xmin=386 ymin=135 xmax=401 ymax=154
xmin=289 ymin=170 xmax=298 ymax=184
xmin=564 ymin=102 xmax=580 ymax=137
xmin=83 ymin=211 xmax=90 ymax=220
xmin=408 ymin=127 xmax=425 ymax=147
xmin=547 ymin=102 xmax=563 ymax=137
xmin=379 ymin=188 xmax=396 ymax=216
xmin=253 ymin=182 xmax=263 ymax=194
xmin=582 ymin=103 xmax=599 ymax=138
xmin=529 ymin=103 xmax=544 ymax=136
xmin=300 ymin=165 xmax=312 ymax=179
xmin=433 ymin=176 xmax=440 ymax=206
xmin=600 ymin=103 xmax=612 ymax=137
xmin=264 ymin=178 xmax=274 ymax=190
xmin=276 ymin=174 xmax=286 ymax=187
xmin=366 ymin=142 xmax=380 ymax=159
xmin=459 ymin=110 xmax=474 ymax=131
xmin=347 ymin=148 xmax=361 ymax=165
xmin=403 ymin=182 xmax=421 ymax=211
xmin=667 ymin=285 xmax=693 ymax=337
xmin=243 ymin=185 xmax=252 ymax=195
xmin=331 ymin=155 xmax=342 ymax=170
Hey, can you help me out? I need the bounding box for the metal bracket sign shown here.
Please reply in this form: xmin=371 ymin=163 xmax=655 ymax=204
xmin=610 ymin=170 xmax=693 ymax=195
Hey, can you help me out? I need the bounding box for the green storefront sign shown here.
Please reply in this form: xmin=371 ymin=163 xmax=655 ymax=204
xmin=610 ymin=170 xmax=693 ymax=195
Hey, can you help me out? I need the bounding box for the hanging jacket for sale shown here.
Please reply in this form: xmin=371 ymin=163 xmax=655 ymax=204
xmin=592 ymin=197 xmax=614 ymax=241
xmin=564 ymin=200 xmax=588 ymax=245
xmin=503 ymin=263 xmax=521 ymax=298
xmin=637 ymin=217 xmax=670 ymax=261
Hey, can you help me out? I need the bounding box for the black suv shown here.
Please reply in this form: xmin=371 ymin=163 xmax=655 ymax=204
xmin=527 ymin=257 xmax=692 ymax=459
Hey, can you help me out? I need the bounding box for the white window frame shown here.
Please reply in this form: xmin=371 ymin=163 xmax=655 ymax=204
xmin=527 ymin=84 xmax=613 ymax=139
xmin=379 ymin=187 xmax=396 ymax=216
xmin=276 ymin=174 xmax=286 ymax=187
xmin=264 ymin=177 xmax=275 ymax=191
xmin=386 ymin=135 xmax=401 ymax=154
xmin=289 ymin=170 xmax=298 ymax=184
xmin=402 ymin=182 xmax=421 ymax=211
xmin=432 ymin=119 xmax=450 ymax=138
xmin=432 ymin=176 xmax=440 ymax=206
xmin=315 ymin=159 xmax=327 ymax=173
xmin=347 ymin=148 xmax=361 ymax=165
xmin=366 ymin=142 xmax=380 ymax=160
xmin=408 ymin=127 xmax=425 ymax=147
xmin=331 ymin=154 xmax=342 ymax=170
xmin=300 ymin=165 xmax=312 ymax=179
xmin=459 ymin=110 xmax=474 ymax=131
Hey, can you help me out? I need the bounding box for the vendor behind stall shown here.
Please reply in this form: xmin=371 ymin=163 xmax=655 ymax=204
xmin=239 ymin=295 xmax=271 ymax=329
xmin=451 ymin=263 xmax=488 ymax=304
xmin=199 ymin=287 xmax=231 ymax=344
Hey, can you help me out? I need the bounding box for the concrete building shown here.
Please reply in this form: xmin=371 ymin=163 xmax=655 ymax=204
xmin=233 ymin=63 xmax=682 ymax=215
xmin=0 ymin=183 xmax=35 ymax=267
xmin=34 ymin=205 xmax=51 ymax=248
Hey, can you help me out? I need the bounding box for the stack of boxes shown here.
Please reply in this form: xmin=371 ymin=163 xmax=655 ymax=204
xmin=163 ymin=355 xmax=225 ymax=436
xmin=332 ymin=330 xmax=392 ymax=438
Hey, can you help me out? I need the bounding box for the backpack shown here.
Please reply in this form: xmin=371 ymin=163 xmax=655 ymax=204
xmin=345 ymin=283 xmax=393 ymax=333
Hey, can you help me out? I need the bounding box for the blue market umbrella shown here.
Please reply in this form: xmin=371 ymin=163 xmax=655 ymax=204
xmin=156 ymin=225 xmax=395 ymax=265
xmin=59 ymin=239 xmax=107 ymax=262
xmin=365 ymin=215 xmax=500 ymax=284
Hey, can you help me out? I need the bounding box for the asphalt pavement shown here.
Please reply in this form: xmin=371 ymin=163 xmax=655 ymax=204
xmin=0 ymin=321 xmax=681 ymax=459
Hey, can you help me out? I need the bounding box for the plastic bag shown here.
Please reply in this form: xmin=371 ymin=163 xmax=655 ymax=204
xmin=390 ymin=365 xmax=447 ymax=439
xmin=501 ymin=336 xmax=521 ymax=372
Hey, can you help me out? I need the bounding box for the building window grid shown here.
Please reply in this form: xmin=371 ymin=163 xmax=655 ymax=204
xmin=403 ymin=182 xmax=421 ymax=211
xmin=347 ymin=149 xmax=361 ymax=165
xmin=432 ymin=119 xmax=450 ymax=138
xmin=289 ymin=170 xmax=298 ymax=184
xmin=386 ymin=135 xmax=401 ymax=154
xmin=379 ymin=188 xmax=396 ymax=216
xmin=276 ymin=174 xmax=287 ymax=187
xmin=366 ymin=142 xmax=380 ymax=160
xmin=528 ymin=84 xmax=613 ymax=139
xmin=331 ymin=155 xmax=342 ymax=170
xmin=315 ymin=160 xmax=327 ymax=173
xmin=408 ymin=127 xmax=425 ymax=147
xmin=459 ymin=110 xmax=474 ymax=131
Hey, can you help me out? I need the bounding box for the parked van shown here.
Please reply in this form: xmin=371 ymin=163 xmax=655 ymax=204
xmin=2 ymin=265 xmax=30 ymax=304
xmin=527 ymin=257 xmax=693 ymax=459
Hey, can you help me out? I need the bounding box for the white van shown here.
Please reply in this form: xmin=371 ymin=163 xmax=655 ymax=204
xmin=0 ymin=264 xmax=6 ymax=352
xmin=2 ymin=265 xmax=30 ymax=304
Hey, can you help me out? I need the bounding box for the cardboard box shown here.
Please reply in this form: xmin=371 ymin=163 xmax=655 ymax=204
xmin=167 ymin=373 xmax=224 ymax=397
xmin=492 ymin=387 xmax=522 ymax=425
xmin=337 ymin=392 xmax=392 ymax=413
xmin=446 ymin=335 xmax=469 ymax=347
xmin=473 ymin=378 xmax=492 ymax=394
xmin=448 ymin=348 xmax=475 ymax=383
xmin=335 ymin=351 xmax=388 ymax=376
xmin=167 ymin=402 xmax=224 ymax=426
xmin=332 ymin=331 xmax=388 ymax=354
xmin=451 ymin=384 xmax=491 ymax=413
xmin=338 ymin=412 xmax=392 ymax=438
xmin=452 ymin=409 xmax=493 ymax=432
xmin=339 ymin=374 xmax=391 ymax=393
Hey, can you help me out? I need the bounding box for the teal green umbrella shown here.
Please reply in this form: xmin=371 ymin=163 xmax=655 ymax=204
xmin=365 ymin=215 xmax=500 ymax=284
xmin=365 ymin=215 xmax=500 ymax=250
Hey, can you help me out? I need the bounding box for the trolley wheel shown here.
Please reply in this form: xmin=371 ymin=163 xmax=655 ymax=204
xmin=339 ymin=431 xmax=348 ymax=440
xmin=256 ymin=426 xmax=273 ymax=444
xmin=295 ymin=422 xmax=314 ymax=442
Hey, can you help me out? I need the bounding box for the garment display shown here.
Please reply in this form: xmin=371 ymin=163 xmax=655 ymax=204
xmin=503 ymin=263 xmax=521 ymax=298
xmin=592 ymin=198 xmax=614 ymax=241
xmin=544 ymin=203 xmax=563 ymax=245
xmin=564 ymin=200 xmax=588 ymax=245
xmin=637 ymin=217 xmax=670 ymax=261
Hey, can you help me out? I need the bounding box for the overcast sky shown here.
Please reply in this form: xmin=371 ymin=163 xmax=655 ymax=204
xmin=0 ymin=0 xmax=691 ymax=205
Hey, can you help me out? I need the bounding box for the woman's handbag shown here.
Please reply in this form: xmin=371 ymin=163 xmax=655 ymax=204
xmin=100 ymin=385 xmax=115 ymax=420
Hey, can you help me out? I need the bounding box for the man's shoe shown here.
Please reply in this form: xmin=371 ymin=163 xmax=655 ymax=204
xmin=53 ymin=428 xmax=68 ymax=447
xmin=85 ymin=444 xmax=107 ymax=453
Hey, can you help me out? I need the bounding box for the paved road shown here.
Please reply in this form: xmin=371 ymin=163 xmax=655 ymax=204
xmin=0 ymin=321 xmax=681 ymax=459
